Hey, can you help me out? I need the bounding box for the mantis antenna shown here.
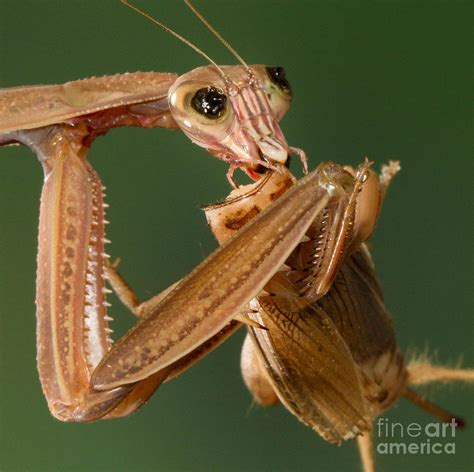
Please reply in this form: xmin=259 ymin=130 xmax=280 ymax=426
xmin=184 ymin=0 xmax=251 ymax=71
xmin=120 ymin=0 xmax=230 ymax=81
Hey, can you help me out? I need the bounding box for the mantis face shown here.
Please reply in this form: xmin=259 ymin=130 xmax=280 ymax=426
xmin=169 ymin=64 xmax=295 ymax=179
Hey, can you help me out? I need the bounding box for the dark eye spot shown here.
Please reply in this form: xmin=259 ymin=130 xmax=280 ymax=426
xmin=191 ymin=86 xmax=227 ymax=118
xmin=266 ymin=66 xmax=292 ymax=96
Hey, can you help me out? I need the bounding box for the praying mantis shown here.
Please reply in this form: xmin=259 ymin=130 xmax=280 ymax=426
xmin=0 ymin=0 xmax=474 ymax=472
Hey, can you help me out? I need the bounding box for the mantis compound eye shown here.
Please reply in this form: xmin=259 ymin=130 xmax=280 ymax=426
xmin=191 ymin=86 xmax=227 ymax=119
xmin=266 ymin=66 xmax=292 ymax=96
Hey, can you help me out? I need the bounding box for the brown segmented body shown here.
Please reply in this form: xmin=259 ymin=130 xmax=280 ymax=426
xmin=204 ymin=165 xmax=406 ymax=444
xmin=203 ymin=159 xmax=474 ymax=461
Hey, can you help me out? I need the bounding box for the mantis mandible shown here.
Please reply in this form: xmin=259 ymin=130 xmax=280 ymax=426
xmin=0 ymin=2 xmax=472 ymax=472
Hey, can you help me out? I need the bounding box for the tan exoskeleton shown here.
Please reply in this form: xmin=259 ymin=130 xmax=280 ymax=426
xmin=0 ymin=2 xmax=472 ymax=472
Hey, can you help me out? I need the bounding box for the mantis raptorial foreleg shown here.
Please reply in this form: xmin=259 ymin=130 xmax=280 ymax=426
xmin=15 ymin=121 xmax=182 ymax=421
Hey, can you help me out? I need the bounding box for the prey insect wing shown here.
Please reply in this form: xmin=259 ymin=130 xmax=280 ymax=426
xmin=248 ymin=273 xmax=372 ymax=445
xmin=248 ymin=245 xmax=406 ymax=445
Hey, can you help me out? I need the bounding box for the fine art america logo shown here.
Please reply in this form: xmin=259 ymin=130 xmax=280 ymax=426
xmin=376 ymin=417 xmax=461 ymax=455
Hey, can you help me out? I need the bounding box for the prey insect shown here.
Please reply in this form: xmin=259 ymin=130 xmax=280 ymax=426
xmin=203 ymin=161 xmax=474 ymax=471
xmin=0 ymin=2 xmax=472 ymax=472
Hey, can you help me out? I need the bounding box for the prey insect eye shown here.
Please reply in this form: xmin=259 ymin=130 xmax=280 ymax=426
xmin=191 ymin=86 xmax=227 ymax=118
xmin=266 ymin=66 xmax=292 ymax=95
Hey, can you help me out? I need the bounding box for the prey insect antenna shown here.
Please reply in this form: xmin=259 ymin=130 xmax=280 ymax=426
xmin=120 ymin=0 xmax=229 ymax=80
xmin=184 ymin=0 xmax=251 ymax=71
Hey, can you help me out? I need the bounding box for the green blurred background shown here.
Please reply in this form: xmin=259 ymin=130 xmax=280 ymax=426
xmin=0 ymin=1 xmax=472 ymax=471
